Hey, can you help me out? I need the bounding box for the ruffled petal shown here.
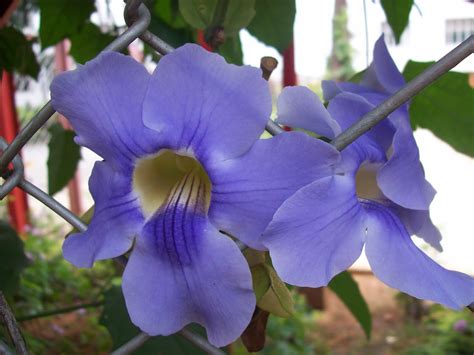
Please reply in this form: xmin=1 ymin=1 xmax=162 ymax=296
xmin=364 ymin=201 xmax=474 ymax=310
xmin=122 ymin=172 xmax=255 ymax=347
xmin=262 ymin=175 xmax=367 ymax=287
xmin=51 ymin=52 xmax=160 ymax=170
xmin=276 ymin=86 xmax=341 ymax=138
xmin=360 ymin=35 xmax=405 ymax=94
xmin=63 ymin=161 xmax=143 ymax=267
xmin=208 ymin=132 xmax=339 ymax=249
xmin=322 ymin=80 xmax=372 ymax=101
xmin=397 ymin=207 xmax=443 ymax=251
xmin=327 ymin=93 xmax=388 ymax=169
xmin=377 ymin=109 xmax=436 ymax=210
xmin=142 ymin=44 xmax=271 ymax=164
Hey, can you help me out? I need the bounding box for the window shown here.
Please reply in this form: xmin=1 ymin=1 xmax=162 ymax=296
xmin=446 ymin=18 xmax=474 ymax=44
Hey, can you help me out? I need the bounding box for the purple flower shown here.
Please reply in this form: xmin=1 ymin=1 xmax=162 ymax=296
xmin=261 ymin=39 xmax=474 ymax=310
xmin=453 ymin=319 xmax=468 ymax=332
xmin=50 ymin=44 xmax=337 ymax=346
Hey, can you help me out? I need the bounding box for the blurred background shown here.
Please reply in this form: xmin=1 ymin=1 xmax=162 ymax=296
xmin=1 ymin=0 xmax=473 ymax=353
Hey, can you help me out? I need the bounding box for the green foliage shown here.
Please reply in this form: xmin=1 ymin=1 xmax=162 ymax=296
xmin=0 ymin=26 xmax=40 ymax=79
xmin=69 ymin=23 xmax=116 ymax=64
xmin=219 ymin=33 xmax=243 ymax=64
xmin=381 ymin=0 xmax=413 ymax=44
xmin=247 ymin=0 xmax=296 ymax=53
xmin=403 ymin=61 xmax=474 ymax=157
xmin=47 ymin=123 xmax=82 ymax=196
xmin=328 ymin=271 xmax=372 ymax=339
xmin=222 ymin=0 xmax=256 ymax=35
xmin=0 ymin=221 xmax=28 ymax=295
xmin=38 ymin=0 xmax=95 ymax=48
xmin=14 ymin=225 xmax=116 ymax=316
xmin=179 ymin=0 xmax=217 ymax=29
xmin=100 ymin=286 xmax=208 ymax=354
xmin=401 ymin=306 xmax=474 ymax=355
xmin=325 ymin=0 xmax=354 ymax=81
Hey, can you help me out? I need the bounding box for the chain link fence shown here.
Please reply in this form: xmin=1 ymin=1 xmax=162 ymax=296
xmin=0 ymin=0 xmax=473 ymax=353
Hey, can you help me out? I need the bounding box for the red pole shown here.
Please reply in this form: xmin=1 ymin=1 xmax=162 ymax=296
xmin=0 ymin=71 xmax=29 ymax=233
xmin=197 ymin=30 xmax=213 ymax=51
xmin=55 ymin=41 xmax=83 ymax=215
xmin=283 ymin=40 xmax=297 ymax=87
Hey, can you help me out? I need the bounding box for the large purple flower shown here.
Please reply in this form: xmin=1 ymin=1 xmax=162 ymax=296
xmin=50 ymin=44 xmax=338 ymax=346
xmin=261 ymin=40 xmax=474 ymax=310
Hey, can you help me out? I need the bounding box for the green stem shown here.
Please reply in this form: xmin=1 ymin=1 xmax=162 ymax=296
xmin=17 ymin=301 xmax=104 ymax=322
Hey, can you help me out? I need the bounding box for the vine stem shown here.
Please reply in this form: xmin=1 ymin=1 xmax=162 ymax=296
xmin=0 ymin=291 xmax=28 ymax=355
xmin=16 ymin=301 xmax=104 ymax=322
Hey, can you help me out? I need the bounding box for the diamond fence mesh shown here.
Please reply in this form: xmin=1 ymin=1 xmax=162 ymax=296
xmin=0 ymin=0 xmax=472 ymax=353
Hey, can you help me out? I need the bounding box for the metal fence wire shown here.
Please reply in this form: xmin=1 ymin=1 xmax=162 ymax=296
xmin=0 ymin=0 xmax=473 ymax=353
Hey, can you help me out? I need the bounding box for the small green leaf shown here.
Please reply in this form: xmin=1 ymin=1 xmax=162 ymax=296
xmin=348 ymin=69 xmax=366 ymax=84
xmin=65 ymin=206 xmax=94 ymax=238
xmin=219 ymin=33 xmax=243 ymax=65
xmin=39 ymin=0 xmax=95 ymax=48
xmin=100 ymin=286 xmax=208 ymax=354
xmin=47 ymin=123 xmax=81 ymax=196
xmin=257 ymin=264 xmax=294 ymax=318
xmin=222 ymin=0 xmax=255 ymax=34
xmin=0 ymin=221 xmax=29 ymax=295
xmin=403 ymin=61 xmax=474 ymax=157
xmin=247 ymin=0 xmax=295 ymax=53
xmin=69 ymin=23 xmax=115 ymax=64
xmin=380 ymin=0 xmax=413 ymax=44
xmin=328 ymin=271 xmax=372 ymax=339
xmin=251 ymin=264 xmax=271 ymax=302
xmin=0 ymin=27 xmax=40 ymax=79
xmin=179 ymin=0 xmax=217 ymax=29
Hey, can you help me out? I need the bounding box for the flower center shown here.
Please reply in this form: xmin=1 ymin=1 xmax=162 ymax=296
xmin=132 ymin=149 xmax=211 ymax=217
xmin=355 ymin=162 xmax=384 ymax=201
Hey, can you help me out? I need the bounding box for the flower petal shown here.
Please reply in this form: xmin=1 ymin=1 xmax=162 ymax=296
xmin=51 ymin=52 xmax=159 ymax=170
xmin=122 ymin=172 xmax=255 ymax=347
xmin=142 ymin=44 xmax=271 ymax=164
xmin=276 ymin=86 xmax=341 ymax=138
xmin=322 ymin=80 xmax=372 ymax=101
xmin=327 ymin=93 xmax=389 ymax=168
xmin=397 ymin=207 xmax=443 ymax=251
xmin=262 ymin=175 xmax=367 ymax=287
xmin=63 ymin=161 xmax=143 ymax=267
xmin=360 ymin=35 xmax=405 ymax=94
xmin=364 ymin=201 xmax=474 ymax=310
xmin=208 ymin=132 xmax=339 ymax=249
xmin=377 ymin=109 xmax=436 ymax=210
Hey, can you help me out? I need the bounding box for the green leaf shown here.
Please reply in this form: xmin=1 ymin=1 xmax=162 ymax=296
xmin=100 ymin=286 xmax=208 ymax=354
xmin=39 ymin=0 xmax=95 ymax=48
xmin=348 ymin=69 xmax=366 ymax=84
xmin=69 ymin=23 xmax=115 ymax=64
xmin=380 ymin=0 xmax=413 ymax=44
xmin=247 ymin=0 xmax=295 ymax=53
xmin=403 ymin=61 xmax=474 ymax=156
xmin=179 ymin=0 xmax=217 ymax=29
xmin=0 ymin=221 xmax=29 ymax=295
xmin=251 ymin=264 xmax=271 ymax=302
xmin=0 ymin=26 xmax=40 ymax=79
xmin=148 ymin=11 xmax=194 ymax=50
xmin=218 ymin=33 xmax=243 ymax=64
xmin=328 ymin=271 xmax=371 ymax=339
xmin=47 ymin=123 xmax=81 ymax=196
xmin=155 ymin=0 xmax=190 ymax=29
xmin=222 ymin=0 xmax=255 ymax=34
xmin=257 ymin=264 xmax=294 ymax=318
